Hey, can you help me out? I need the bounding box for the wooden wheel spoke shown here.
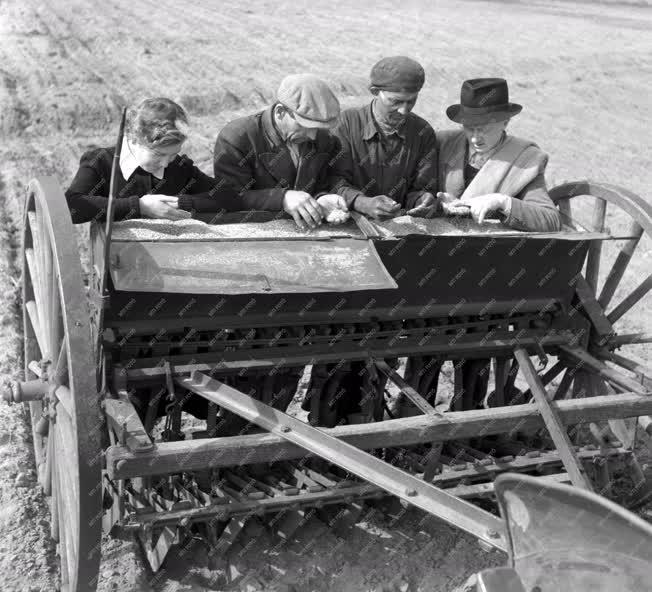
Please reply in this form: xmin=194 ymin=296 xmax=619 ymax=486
xmin=598 ymin=221 xmax=644 ymax=309
xmin=50 ymin=439 xmax=60 ymax=542
xmin=585 ymin=198 xmax=606 ymax=294
xmin=27 ymin=212 xmax=43 ymax=293
xmin=24 ymin=247 xmax=43 ymax=320
xmin=610 ymin=333 xmax=652 ymax=346
xmin=41 ymin=426 xmax=54 ymax=496
xmin=54 ymin=384 xmax=74 ymax=419
xmin=607 ymin=273 xmax=652 ymax=324
xmin=34 ymin=203 xmax=52 ymax=334
xmin=601 ymin=351 xmax=652 ymax=390
xmin=25 ymin=299 xmax=48 ymax=358
xmin=48 ymin=262 xmax=62 ymax=364
xmin=54 ymin=421 xmax=80 ymax=578
xmin=557 ymin=200 xmax=575 ymax=229
xmin=53 ymin=338 xmax=68 ymax=386
xmin=553 ymin=368 xmax=575 ymax=401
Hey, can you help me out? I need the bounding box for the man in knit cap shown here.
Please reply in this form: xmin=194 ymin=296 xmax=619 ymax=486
xmin=330 ymin=56 xmax=438 ymax=219
xmin=213 ymin=73 xmax=347 ymax=229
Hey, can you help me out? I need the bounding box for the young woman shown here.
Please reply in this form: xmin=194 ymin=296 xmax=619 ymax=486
xmin=65 ymin=97 xmax=238 ymax=223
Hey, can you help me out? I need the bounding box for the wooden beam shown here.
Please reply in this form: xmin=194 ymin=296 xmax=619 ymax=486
xmin=514 ymin=348 xmax=593 ymax=490
xmin=448 ymin=472 xmax=571 ymax=499
xmin=601 ymin=352 xmax=652 ymax=390
xmin=104 ymin=397 xmax=154 ymax=454
xmin=179 ymin=371 xmax=507 ymax=551
xmin=607 ymin=274 xmax=652 ymax=324
xmin=106 ymin=392 xmax=652 ymax=480
xmin=598 ymin=222 xmax=644 ymax=309
xmin=559 ymin=345 xmax=648 ymax=395
xmin=574 ymin=276 xmax=615 ymax=345
xmin=375 ymin=359 xmax=439 ymax=415
xmin=609 ymin=333 xmax=652 ymax=347
xmin=585 ymin=198 xmax=606 ymax=293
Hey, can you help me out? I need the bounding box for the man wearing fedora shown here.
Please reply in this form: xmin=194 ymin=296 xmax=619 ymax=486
xmin=416 ymin=78 xmax=562 ymax=415
xmin=329 ymin=56 xmax=438 ymax=219
xmin=213 ymin=73 xmax=347 ymax=230
xmin=435 ymin=77 xmax=561 ymax=232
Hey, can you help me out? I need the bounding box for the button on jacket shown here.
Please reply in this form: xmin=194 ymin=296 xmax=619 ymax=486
xmin=213 ymin=106 xmax=341 ymax=211
xmin=330 ymin=102 xmax=438 ymax=208
xmin=65 ymin=147 xmax=238 ymax=223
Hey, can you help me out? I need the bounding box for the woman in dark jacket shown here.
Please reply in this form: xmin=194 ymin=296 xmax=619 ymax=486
xmin=65 ymin=97 xmax=237 ymax=223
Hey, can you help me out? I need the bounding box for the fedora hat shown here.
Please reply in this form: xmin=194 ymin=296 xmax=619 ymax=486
xmin=446 ymin=78 xmax=522 ymax=124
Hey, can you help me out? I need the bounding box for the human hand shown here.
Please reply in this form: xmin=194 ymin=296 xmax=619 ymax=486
xmin=460 ymin=193 xmax=510 ymax=224
xmin=406 ymin=192 xmax=442 ymax=218
xmin=139 ymin=195 xmax=192 ymax=220
xmin=354 ymin=195 xmax=401 ymax=220
xmin=317 ymin=194 xmax=350 ymax=224
xmin=436 ymin=191 xmax=458 ymax=204
xmin=283 ymin=190 xmax=324 ymax=230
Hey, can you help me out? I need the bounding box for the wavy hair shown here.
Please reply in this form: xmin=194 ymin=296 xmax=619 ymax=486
xmin=126 ymin=98 xmax=189 ymax=149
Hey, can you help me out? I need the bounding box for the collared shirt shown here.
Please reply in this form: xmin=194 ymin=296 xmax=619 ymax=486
xmin=269 ymin=114 xmax=303 ymax=169
xmin=330 ymin=101 xmax=437 ymax=208
xmin=119 ymin=138 xmax=165 ymax=181
xmin=371 ymin=100 xmax=407 ymax=143
xmin=65 ymin=146 xmax=237 ymax=223
xmin=467 ymin=132 xmax=507 ymax=170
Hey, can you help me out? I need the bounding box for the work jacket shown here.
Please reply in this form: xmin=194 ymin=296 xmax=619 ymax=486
xmin=213 ymin=106 xmax=340 ymax=211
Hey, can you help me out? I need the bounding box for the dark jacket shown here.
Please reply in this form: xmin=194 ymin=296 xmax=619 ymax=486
xmin=330 ymin=102 xmax=438 ymax=208
xmin=213 ymin=106 xmax=341 ymax=211
xmin=65 ymin=147 xmax=238 ymax=223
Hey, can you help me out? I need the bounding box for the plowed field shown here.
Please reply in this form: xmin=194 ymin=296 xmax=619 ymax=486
xmin=1 ymin=1 xmax=651 ymax=591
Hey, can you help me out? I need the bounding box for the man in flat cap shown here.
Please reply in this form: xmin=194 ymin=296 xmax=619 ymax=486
xmin=213 ymin=73 xmax=347 ymax=229
xmin=330 ymin=56 xmax=438 ymax=219
xmin=210 ymin=74 xmax=347 ymax=435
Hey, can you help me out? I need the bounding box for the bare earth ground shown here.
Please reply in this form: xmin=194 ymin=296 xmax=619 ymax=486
xmin=1 ymin=0 xmax=652 ymax=590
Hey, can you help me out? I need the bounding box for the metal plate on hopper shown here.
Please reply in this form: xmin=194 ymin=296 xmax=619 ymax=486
xmin=109 ymin=239 xmax=397 ymax=294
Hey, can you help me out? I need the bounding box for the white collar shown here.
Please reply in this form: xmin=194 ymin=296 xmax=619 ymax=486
xmin=119 ymin=138 xmax=165 ymax=180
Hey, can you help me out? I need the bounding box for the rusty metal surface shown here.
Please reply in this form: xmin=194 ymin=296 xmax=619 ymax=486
xmin=109 ymin=238 xmax=397 ymax=294
xmin=495 ymin=473 xmax=652 ymax=592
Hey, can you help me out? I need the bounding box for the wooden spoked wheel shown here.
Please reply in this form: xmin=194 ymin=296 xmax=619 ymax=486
xmin=549 ymin=181 xmax=652 ymax=448
xmin=22 ymin=177 xmax=102 ymax=592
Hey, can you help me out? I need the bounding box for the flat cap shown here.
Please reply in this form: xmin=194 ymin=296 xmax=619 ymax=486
xmin=370 ymin=56 xmax=425 ymax=93
xmin=276 ymin=74 xmax=340 ymax=128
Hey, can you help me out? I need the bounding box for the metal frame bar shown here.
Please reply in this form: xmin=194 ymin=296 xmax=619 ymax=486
xmin=513 ymin=348 xmax=593 ymax=490
xmin=106 ymin=392 xmax=652 ymax=480
xmin=121 ymin=332 xmax=576 ymax=381
xmin=177 ymin=370 xmax=507 ymax=550
xmin=559 ymin=345 xmax=648 ymax=394
xmin=374 ymin=359 xmax=439 ymax=416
